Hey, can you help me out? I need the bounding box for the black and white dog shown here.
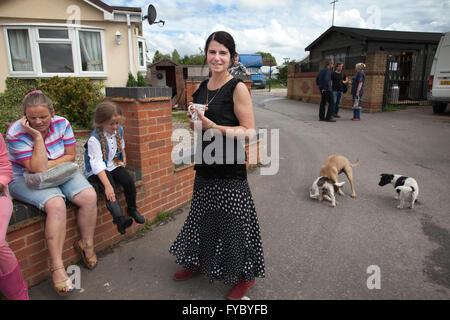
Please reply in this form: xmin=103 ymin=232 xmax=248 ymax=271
xmin=378 ymin=174 xmax=419 ymax=209
xmin=310 ymin=176 xmax=345 ymax=207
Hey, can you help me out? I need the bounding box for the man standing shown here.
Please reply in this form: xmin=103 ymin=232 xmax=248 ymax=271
xmin=316 ymin=60 xmax=336 ymax=122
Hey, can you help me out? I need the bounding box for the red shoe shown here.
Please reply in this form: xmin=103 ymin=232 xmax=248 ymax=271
xmin=351 ymin=118 xmax=360 ymax=121
xmin=226 ymin=278 xmax=255 ymax=300
xmin=173 ymin=268 xmax=200 ymax=281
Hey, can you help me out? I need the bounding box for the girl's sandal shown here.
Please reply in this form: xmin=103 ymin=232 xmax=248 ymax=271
xmin=50 ymin=265 xmax=74 ymax=296
xmin=74 ymin=239 xmax=98 ymax=270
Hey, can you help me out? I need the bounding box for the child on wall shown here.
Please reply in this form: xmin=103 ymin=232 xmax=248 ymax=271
xmin=84 ymin=100 xmax=145 ymax=234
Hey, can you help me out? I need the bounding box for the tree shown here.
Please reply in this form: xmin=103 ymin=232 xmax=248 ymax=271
xmin=180 ymin=49 xmax=205 ymax=65
xmin=256 ymin=52 xmax=277 ymax=66
xmin=276 ymin=60 xmax=294 ymax=85
xmin=172 ymin=49 xmax=181 ymax=64
xmin=152 ymin=50 xmax=170 ymax=63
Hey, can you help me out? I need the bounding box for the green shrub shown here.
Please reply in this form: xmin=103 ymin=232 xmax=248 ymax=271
xmin=126 ymin=72 xmax=138 ymax=87
xmin=0 ymin=78 xmax=39 ymax=133
xmin=137 ymin=73 xmax=148 ymax=87
xmin=0 ymin=77 xmax=104 ymax=133
xmin=38 ymin=77 xmax=104 ymax=129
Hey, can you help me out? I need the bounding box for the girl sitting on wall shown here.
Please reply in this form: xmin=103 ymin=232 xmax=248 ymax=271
xmin=84 ymin=100 xmax=145 ymax=235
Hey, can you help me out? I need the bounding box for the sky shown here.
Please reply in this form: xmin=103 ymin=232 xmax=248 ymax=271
xmin=103 ymin=0 xmax=450 ymax=66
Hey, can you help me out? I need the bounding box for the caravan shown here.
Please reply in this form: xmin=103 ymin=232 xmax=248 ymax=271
xmin=428 ymin=31 xmax=450 ymax=113
xmin=239 ymin=54 xmax=266 ymax=89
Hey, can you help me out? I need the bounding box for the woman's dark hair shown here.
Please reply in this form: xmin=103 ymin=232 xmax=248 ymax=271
xmin=203 ymin=31 xmax=237 ymax=68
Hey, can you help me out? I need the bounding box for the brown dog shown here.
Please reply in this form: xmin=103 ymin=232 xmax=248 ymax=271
xmin=319 ymin=155 xmax=359 ymax=198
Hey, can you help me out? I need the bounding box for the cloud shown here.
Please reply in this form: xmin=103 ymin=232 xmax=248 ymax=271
xmin=385 ymin=23 xmax=414 ymax=32
xmin=236 ymin=0 xmax=293 ymax=10
xmin=106 ymin=0 xmax=450 ymax=65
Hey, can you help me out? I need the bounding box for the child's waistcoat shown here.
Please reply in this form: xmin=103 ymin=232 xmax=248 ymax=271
xmin=84 ymin=126 xmax=124 ymax=174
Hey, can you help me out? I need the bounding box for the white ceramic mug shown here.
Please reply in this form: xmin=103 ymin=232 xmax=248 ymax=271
xmin=188 ymin=103 xmax=206 ymax=120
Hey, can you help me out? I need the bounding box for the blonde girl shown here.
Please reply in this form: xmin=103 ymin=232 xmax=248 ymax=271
xmin=83 ymin=101 xmax=145 ymax=235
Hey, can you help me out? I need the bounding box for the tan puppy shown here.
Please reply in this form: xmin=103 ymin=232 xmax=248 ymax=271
xmin=319 ymin=155 xmax=359 ymax=198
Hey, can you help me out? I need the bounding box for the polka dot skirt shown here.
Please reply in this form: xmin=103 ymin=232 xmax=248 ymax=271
xmin=169 ymin=175 xmax=265 ymax=285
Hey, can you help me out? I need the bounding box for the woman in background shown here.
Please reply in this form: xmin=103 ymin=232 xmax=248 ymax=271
xmin=351 ymin=63 xmax=366 ymax=120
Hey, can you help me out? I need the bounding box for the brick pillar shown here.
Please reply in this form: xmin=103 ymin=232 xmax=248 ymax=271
xmin=111 ymin=97 xmax=176 ymax=221
xmin=184 ymin=80 xmax=202 ymax=109
xmin=364 ymin=51 xmax=388 ymax=112
xmin=288 ymin=62 xmax=296 ymax=77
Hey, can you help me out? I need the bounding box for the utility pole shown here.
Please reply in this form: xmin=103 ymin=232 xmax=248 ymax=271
xmin=330 ymin=0 xmax=338 ymax=26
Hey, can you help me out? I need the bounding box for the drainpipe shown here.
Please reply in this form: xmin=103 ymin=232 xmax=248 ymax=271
xmin=127 ymin=14 xmax=133 ymax=75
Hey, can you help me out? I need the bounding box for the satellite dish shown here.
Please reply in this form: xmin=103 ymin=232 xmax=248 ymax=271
xmin=147 ymin=5 xmax=156 ymax=24
xmin=143 ymin=4 xmax=165 ymax=26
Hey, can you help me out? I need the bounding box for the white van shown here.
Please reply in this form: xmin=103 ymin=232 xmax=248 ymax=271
xmin=428 ymin=31 xmax=450 ymax=113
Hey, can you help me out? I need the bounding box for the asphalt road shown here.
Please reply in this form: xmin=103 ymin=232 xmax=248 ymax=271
xmin=29 ymin=93 xmax=450 ymax=300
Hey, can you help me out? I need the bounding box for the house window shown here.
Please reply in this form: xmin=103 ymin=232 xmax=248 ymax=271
xmin=37 ymin=28 xmax=74 ymax=73
xmin=137 ymin=37 xmax=146 ymax=71
xmin=39 ymin=43 xmax=74 ymax=73
xmin=79 ymin=31 xmax=103 ymax=71
xmin=39 ymin=29 xmax=69 ymax=39
xmin=7 ymin=29 xmax=33 ymax=72
xmin=138 ymin=41 xmax=144 ymax=66
xmin=4 ymin=25 xmax=106 ymax=77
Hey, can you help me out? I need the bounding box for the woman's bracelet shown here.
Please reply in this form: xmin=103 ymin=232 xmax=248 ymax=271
xmin=206 ymin=121 xmax=216 ymax=130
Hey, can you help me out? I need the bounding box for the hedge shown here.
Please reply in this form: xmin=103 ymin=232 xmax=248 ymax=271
xmin=0 ymin=77 xmax=104 ymax=133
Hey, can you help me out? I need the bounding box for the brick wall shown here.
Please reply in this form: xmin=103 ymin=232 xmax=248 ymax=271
xmin=6 ymin=97 xmax=195 ymax=286
xmin=287 ymin=51 xmax=388 ymax=112
xmin=6 ymin=95 xmax=262 ymax=287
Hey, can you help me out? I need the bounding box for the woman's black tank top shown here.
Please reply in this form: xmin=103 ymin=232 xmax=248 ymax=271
xmin=192 ymin=77 xmax=247 ymax=179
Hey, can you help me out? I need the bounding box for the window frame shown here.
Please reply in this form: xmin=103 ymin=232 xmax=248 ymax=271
xmin=35 ymin=26 xmax=77 ymax=76
xmin=77 ymin=28 xmax=108 ymax=76
xmin=137 ymin=36 xmax=146 ymax=72
xmin=3 ymin=24 xmax=107 ymax=79
xmin=4 ymin=26 xmax=36 ymax=75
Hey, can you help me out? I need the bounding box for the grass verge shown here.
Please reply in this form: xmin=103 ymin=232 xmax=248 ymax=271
xmin=172 ymin=112 xmax=189 ymax=123
xmin=138 ymin=210 xmax=173 ymax=233
xmin=384 ymin=105 xmax=407 ymax=112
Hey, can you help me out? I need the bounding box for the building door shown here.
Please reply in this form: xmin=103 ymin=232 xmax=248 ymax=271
xmin=383 ymin=51 xmax=428 ymax=108
xmin=397 ymin=52 xmax=412 ymax=99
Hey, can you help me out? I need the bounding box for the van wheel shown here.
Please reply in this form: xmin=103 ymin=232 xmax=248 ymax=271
xmin=432 ymin=102 xmax=447 ymax=114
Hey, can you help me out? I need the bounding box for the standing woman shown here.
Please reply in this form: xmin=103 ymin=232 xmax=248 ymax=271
xmin=169 ymin=31 xmax=265 ymax=300
xmin=351 ymin=63 xmax=366 ymax=121
xmin=0 ymin=134 xmax=29 ymax=300
xmin=331 ymin=61 xmax=349 ymax=118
